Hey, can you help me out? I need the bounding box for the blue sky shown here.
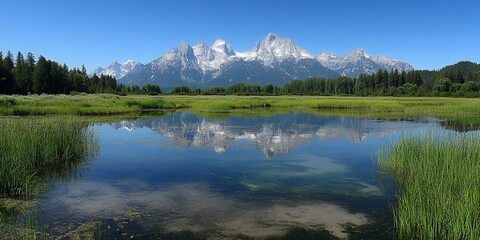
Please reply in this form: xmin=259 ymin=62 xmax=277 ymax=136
xmin=1 ymin=0 xmax=479 ymax=71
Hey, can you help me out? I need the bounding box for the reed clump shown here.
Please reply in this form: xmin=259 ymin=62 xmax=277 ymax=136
xmin=0 ymin=118 xmax=96 ymax=198
xmin=378 ymin=130 xmax=480 ymax=239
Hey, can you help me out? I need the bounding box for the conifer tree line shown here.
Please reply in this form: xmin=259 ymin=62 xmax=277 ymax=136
xmin=0 ymin=51 xmax=162 ymax=95
xmin=1 ymin=51 xmax=479 ymax=96
xmin=172 ymin=61 xmax=480 ymax=96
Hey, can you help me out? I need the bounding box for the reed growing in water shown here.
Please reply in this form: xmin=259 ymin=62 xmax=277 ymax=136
xmin=0 ymin=118 xmax=97 ymax=198
xmin=378 ymin=129 xmax=480 ymax=239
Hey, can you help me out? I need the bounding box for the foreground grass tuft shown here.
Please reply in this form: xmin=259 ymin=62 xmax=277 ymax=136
xmin=378 ymin=130 xmax=480 ymax=239
xmin=0 ymin=118 xmax=97 ymax=198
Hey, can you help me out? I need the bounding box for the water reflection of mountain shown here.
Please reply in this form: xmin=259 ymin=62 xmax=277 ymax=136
xmin=110 ymin=112 xmax=423 ymax=159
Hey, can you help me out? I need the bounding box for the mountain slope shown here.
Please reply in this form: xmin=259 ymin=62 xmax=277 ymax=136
xmin=317 ymin=49 xmax=413 ymax=77
xmin=122 ymin=43 xmax=205 ymax=88
xmin=93 ymin=60 xmax=143 ymax=79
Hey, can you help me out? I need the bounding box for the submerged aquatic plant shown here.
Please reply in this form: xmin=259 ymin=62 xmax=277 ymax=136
xmin=378 ymin=129 xmax=480 ymax=239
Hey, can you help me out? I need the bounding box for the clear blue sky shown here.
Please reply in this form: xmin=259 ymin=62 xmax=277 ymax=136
xmin=1 ymin=0 xmax=479 ymax=71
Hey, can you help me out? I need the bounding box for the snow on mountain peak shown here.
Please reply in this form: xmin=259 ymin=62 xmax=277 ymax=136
xmin=158 ymin=42 xmax=196 ymax=63
xmin=212 ymin=39 xmax=226 ymax=47
xmin=242 ymin=33 xmax=313 ymax=64
xmin=173 ymin=42 xmax=193 ymax=54
xmin=193 ymin=42 xmax=215 ymax=69
xmin=192 ymin=40 xmax=236 ymax=72
xmin=124 ymin=59 xmax=138 ymax=65
xmin=192 ymin=42 xmax=212 ymax=56
xmin=317 ymin=49 xmax=413 ymax=77
xmin=211 ymin=39 xmax=235 ymax=56
xmin=193 ymin=41 xmax=209 ymax=48
xmin=318 ymin=52 xmax=337 ymax=60
xmin=152 ymin=42 xmax=198 ymax=71
xmin=93 ymin=60 xmax=143 ymax=79
xmin=349 ymin=49 xmax=370 ymax=58
xmin=108 ymin=33 xmax=414 ymax=84
xmin=265 ymin=32 xmax=278 ymax=42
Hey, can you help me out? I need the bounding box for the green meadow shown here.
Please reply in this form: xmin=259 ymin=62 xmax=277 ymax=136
xmin=1 ymin=94 xmax=480 ymax=121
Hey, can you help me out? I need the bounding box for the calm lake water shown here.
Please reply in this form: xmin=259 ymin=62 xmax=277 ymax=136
xmin=35 ymin=112 xmax=439 ymax=239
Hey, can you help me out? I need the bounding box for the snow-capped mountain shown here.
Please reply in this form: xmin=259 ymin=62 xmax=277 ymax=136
xmin=93 ymin=60 xmax=143 ymax=79
xmin=129 ymin=42 xmax=204 ymax=87
xmin=236 ymin=33 xmax=314 ymax=65
xmin=120 ymin=33 xmax=340 ymax=89
xmin=193 ymin=39 xmax=235 ymax=72
xmin=317 ymin=49 xmax=413 ymax=77
xmin=105 ymin=33 xmax=413 ymax=89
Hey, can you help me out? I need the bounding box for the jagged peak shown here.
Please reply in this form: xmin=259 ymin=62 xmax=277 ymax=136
xmin=259 ymin=33 xmax=294 ymax=47
xmin=174 ymin=42 xmax=191 ymax=50
xmin=212 ymin=39 xmax=227 ymax=47
xmin=193 ymin=41 xmax=209 ymax=48
xmin=165 ymin=42 xmax=195 ymax=58
xmin=264 ymin=32 xmax=278 ymax=42
xmin=247 ymin=33 xmax=313 ymax=61
xmin=106 ymin=61 xmax=122 ymax=68
xmin=349 ymin=49 xmax=370 ymax=58
xmin=211 ymin=39 xmax=235 ymax=56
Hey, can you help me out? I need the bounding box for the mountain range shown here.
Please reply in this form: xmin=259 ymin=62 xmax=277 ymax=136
xmin=93 ymin=33 xmax=413 ymax=89
xmin=93 ymin=60 xmax=143 ymax=79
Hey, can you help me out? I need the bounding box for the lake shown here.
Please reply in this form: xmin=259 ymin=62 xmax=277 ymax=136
xmin=33 ymin=111 xmax=439 ymax=239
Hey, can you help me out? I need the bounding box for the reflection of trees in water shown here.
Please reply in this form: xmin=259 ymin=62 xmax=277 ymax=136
xmin=111 ymin=112 xmax=419 ymax=159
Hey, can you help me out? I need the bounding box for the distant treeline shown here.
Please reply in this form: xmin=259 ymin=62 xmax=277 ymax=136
xmin=0 ymin=51 xmax=161 ymax=95
xmin=171 ymin=61 xmax=480 ymax=97
xmin=1 ymin=51 xmax=480 ymax=97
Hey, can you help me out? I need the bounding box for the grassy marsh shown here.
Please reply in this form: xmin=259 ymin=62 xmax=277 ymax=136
xmin=378 ymin=130 xmax=480 ymax=239
xmin=1 ymin=94 xmax=480 ymax=122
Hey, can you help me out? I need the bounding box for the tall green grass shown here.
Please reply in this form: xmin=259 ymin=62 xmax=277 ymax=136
xmin=0 ymin=94 xmax=175 ymax=116
xmin=378 ymin=130 xmax=480 ymax=239
xmin=2 ymin=95 xmax=480 ymax=126
xmin=0 ymin=118 xmax=97 ymax=198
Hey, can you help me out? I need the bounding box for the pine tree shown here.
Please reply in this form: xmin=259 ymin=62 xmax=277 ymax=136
xmin=262 ymin=83 xmax=274 ymax=94
xmin=392 ymin=69 xmax=400 ymax=87
xmin=33 ymin=56 xmax=50 ymax=93
xmin=413 ymin=71 xmax=422 ymax=86
xmin=13 ymin=52 xmax=32 ymax=94
xmin=0 ymin=52 xmax=5 ymax=94
xmin=81 ymin=65 xmax=87 ymax=74
xmin=0 ymin=51 xmax=15 ymax=94
xmin=25 ymin=53 xmax=36 ymax=93
xmin=374 ymin=69 xmax=383 ymax=91
xmin=399 ymin=71 xmax=407 ymax=86
xmin=454 ymin=70 xmax=464 ymax=84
